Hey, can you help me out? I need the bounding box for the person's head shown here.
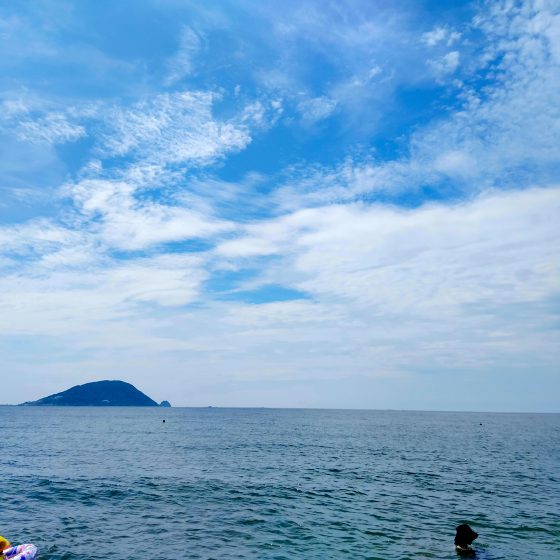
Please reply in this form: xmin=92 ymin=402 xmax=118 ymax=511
xmin=455 ymin=524 xmax=478 ymax=547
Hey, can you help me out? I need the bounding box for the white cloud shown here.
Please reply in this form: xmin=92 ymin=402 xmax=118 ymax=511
xmin=206 ymin=187 xmax=560 ymax=388
xmin=39 ymin=246 xmax=101 ymax=269
xmin=99 ymin=91 xmax=251 ymax=167
xmin=2 ymin=187 xmax=558 ymax=405
xmin=165 ymin=26 xmax=202 ymax=85
xmin=67 ymin=178 xmax=234 ymax=250
xmin=429 ymin=50 xmax=460 ymax=76
xmin=0 ymin=95 xmax=86 ymax=146
xmin=104 ymin=254 xmax=207 ymax=307
xmin=250 ymin=1 xmax=431 ymax=133
xmin=240 ymin=101 xmax=266 ymax=125
xmin=0 ymin=219 xmax=81 ymax=260
xmin=270 ymin=0 xmax=560 ymax=210
xmin=422 ymin=26 xmax=461 ymax=47
xmin=1 ymin=98 xmax=29 ymax=117
xmin=221 ymin=300 xmax=342 ymax=328
xmin=297 ymin=96 xmax=338 ymax=123
xmin=216 ymin=186 xmax=560 ymax=312
xmin=236 ymin=99 xmax=284 ymax=131
xmin=293 ymin=188 xmax=559 ymax=310
xmin=422 ymin=26 xmax=448 ymax=46
xmin=368 ymin=65 xmax=382 ymax=79
xmin=433 ymin=150 xmax=476 ymax=178
xmin=0 ymin=253 xmax=207 ymax=338
xmin=273 ymin=158 xmax=420 ymax=210
xmin=16 ymin=112 xmax=86 ymax=145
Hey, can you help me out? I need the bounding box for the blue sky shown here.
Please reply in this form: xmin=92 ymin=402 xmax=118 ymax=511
xmin=1 ymin=0 xmax=559 ymax=410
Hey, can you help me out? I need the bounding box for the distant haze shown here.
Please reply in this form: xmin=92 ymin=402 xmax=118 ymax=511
xmin=0 ymin=0 xmax=559 ymax=411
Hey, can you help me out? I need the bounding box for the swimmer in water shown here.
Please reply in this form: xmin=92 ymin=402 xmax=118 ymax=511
xmin=455 ymin=523 xmax=478 ymax=556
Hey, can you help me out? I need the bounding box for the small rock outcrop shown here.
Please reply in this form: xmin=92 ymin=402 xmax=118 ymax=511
xmin=21 ymin=380 xmax=162 ymax=407
xmin=159 ymin=400 xmax=172 ymax=408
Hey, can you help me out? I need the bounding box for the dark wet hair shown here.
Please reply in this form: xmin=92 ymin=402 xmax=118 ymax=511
xmin=455 ymin=524 xmax=478 ymax=547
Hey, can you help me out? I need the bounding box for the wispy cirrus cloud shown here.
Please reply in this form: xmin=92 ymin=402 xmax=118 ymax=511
xmin=428 ymin=50 xmax=460 ymax=77
xmin=421 ymin=26 xmax=461 ymax=47
xmin=66 ymin=178 xmax=234 ymax=251
xmin=216 ymin=187 xmax=560 ymax=308
xmin=17 ymin=112 xmax=86 ymax=145
xmin=297 ymin=96 xmax=338 ymax=123
xmin=98 ymin=91 xmax=251 ymax=167
xmin=0 ymin=219 xmax=82 ymax=260
xmin=269 ymin=0 xmax=560 ymax=210
xmin=165 ymin=26 xmax=203 ymax=85
xmin=0 ymin=253 xmax=208 ymax=337
xmin=0 ymin=96 xmax=86 ymax=147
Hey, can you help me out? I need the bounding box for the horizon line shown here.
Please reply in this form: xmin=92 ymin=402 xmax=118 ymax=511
xmin=1 ymin=404 xmax=558 ymax=414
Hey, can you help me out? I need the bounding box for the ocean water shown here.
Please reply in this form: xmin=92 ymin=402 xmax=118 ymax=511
xmin=0 ymin=407 xmax=558 ymax=560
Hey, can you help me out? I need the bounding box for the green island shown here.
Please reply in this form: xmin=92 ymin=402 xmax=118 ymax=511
xmin=20 ymin=380 xmax=170 ymax=407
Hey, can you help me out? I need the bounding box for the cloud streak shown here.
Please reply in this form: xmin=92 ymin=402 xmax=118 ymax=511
xmin=99 ymin=91 xmax=251 ymax=167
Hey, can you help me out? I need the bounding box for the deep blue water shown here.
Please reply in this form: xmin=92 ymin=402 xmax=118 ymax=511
xmin=0 ymin=407 xmax=558 ymax=559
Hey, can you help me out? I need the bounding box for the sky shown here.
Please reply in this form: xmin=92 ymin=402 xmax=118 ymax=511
xmin=0 ymin=0 xmax=559 ymax=411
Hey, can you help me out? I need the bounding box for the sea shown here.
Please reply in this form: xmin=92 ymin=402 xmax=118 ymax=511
xmin=0 ymin=407 xmax=558 ymax=560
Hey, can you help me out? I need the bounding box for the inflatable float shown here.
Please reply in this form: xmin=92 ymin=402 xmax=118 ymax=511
xmin=2 ymin=544 xmax=38 ymax=560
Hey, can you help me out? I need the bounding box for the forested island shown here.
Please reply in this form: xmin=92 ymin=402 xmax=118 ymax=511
xmin=20 ymin=380 xmax=170 ymax=407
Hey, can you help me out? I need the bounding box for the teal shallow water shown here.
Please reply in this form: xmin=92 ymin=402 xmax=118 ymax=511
xmin=1 ymin=407 xmax=558 ymax=559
